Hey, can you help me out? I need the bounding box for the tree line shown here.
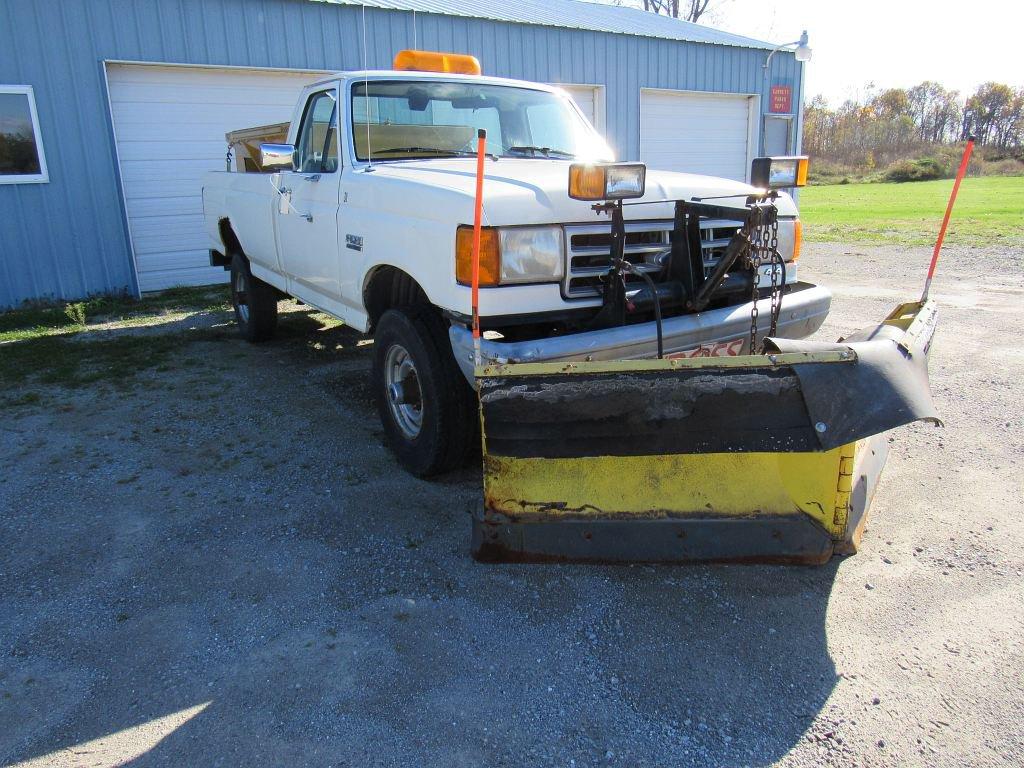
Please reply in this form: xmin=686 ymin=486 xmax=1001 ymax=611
xmin=804 ymin=81 xmax=1024 ymax=169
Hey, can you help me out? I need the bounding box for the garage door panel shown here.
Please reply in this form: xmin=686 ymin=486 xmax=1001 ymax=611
xmin=644 ymin=115 xmax=749 ymax=133
xmin=110 ymin=100 xmax=294 ymax=123
xmin=135 ymin=249 xmax=217 ymax=273
xmin=139 ymin=263 xmax=229 ymax=292
xmin=110 ymin=105 xmax=285 ymax=133
xmin=112 ymin=120 xmax=233 ymax=142
xmin=641 ymin=90 xmax=753 ymax=181
xmin=109 ymin=81 xmax=308 ymax=105
xmin=126 ymin=197 xmax=203 ymax=219
xmin=644 ymin=101 xmax=745 ymax=118
xmin=108 ymin=65 xmax=316 ymax=87
xmin=548 ymin=84 xmax=599 ymax=128
xmin=106 ymin=63 xmax=323 ymax=292
xmin=118 ymin=159 xmax=221 ymax=184
xmin=130 ymin=214 xmax=209 ymax=255
xmin=123 ymin=178 xmax=213 ymax=202
xmin=115 ymin=139 xmax=235 ymax=162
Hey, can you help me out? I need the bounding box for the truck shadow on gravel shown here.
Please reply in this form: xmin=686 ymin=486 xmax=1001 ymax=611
xmin=0 ymin=307 xmax=841 ymax=767
xmin=593 ymin=561 xmax=843 ymax=764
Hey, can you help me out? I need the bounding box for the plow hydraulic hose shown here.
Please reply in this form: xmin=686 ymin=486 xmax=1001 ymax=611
xmin=922 ymin=135 xmax=974 ymax=303
xmin=471 ymin=128 xmax=487 ymax=367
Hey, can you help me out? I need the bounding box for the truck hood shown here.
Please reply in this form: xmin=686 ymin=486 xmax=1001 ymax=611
xmin=357 ymin=158 xmax=797 ymax=224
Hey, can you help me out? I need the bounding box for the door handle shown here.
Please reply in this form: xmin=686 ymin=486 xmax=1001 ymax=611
xmin=303 ymin=174 xmax=321 ymax=182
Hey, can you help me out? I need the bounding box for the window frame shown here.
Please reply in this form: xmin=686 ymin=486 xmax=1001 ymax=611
xmin=0 ymin=85 xmax=49 ymax=184
xmin=293 ymin=88 xmax=339 ymax=174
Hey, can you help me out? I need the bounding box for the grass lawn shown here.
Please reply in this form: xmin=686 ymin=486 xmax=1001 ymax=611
xmin=799 ymin=175 xmax=1024 ymax=246
xmin=0 ymin=286 xmax=231 ymax=343
xmin=0 ymin=286 xmax=345 ymax=405
xmin=0 ymin=286 xmax=233 ymax=401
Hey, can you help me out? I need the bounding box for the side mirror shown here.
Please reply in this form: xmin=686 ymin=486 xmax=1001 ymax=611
xmin=260 ymin=143 xmax=295 ymax=172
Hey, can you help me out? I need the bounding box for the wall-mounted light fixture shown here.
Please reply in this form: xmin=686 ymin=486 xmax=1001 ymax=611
xmin=764 ymin=30 xmax=812 ymax=70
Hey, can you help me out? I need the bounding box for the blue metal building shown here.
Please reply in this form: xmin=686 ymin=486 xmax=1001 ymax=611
xmin=0 ymin=0 xmax=804 ymax=307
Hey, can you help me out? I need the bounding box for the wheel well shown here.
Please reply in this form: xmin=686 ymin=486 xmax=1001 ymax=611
xmin=364 ymin=267 xmax=429 ymax=330
xmin=218 ymin=218 xmax=243 ymax=257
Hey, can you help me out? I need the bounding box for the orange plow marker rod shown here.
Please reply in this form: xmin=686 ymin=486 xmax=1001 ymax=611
xmin=471 ymin=128 xmax=487 ymax=367
xmin=922 ymin=136 xmax=974 ymax=302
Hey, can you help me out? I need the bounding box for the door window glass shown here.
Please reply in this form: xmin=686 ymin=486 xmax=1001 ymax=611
xmin=295 ymin=91 xmax=338 ymax=173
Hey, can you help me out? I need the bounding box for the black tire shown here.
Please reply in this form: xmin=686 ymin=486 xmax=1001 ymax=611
xmin=372 ymin=307 xmax=478 ymax=477
xmin=230 ymin=253 xmax=278 ymax=342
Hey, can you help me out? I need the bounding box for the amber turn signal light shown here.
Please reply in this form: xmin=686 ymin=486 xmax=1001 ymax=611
xmin=456 ymin=226 xmax=500 ymax=287
xmin=795 ymin=158 xmax=809 ymax=187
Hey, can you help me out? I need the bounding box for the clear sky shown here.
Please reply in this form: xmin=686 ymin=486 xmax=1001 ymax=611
xmin=615 ymin=0 xmax=1023 ymax=104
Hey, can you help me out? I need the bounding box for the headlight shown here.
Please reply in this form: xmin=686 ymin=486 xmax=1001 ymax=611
xmin=497 ymin=226 xmax=564 ymax=284
xmin=568 ymin=162 xmax=646 ymax=201
xmin=456 ymin=225 xmax=564 ymax=286
xmin=750 ymin=156 xmax=809 ymax=189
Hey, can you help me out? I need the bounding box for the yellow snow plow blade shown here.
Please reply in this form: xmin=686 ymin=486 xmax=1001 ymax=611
xmin=472 ymin=301 xmax=939 ymax=564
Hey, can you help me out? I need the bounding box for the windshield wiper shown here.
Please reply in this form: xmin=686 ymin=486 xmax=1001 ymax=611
xmin=368 ymin=148 xmax=499 ymax=163
xmin=372 ymin=147 xmax=473 ymax=157
xmin=506 ymin=145 xmax=576 ymax=158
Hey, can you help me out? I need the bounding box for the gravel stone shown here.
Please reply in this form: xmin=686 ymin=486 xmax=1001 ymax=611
xmin=1 ymin=242 xmax=1022 ymax=767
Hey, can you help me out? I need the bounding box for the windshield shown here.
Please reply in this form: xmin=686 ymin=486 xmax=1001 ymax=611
xmin=351 ymin=80 xmax=613 ymax=162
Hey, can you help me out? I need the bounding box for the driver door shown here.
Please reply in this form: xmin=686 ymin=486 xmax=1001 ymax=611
xmin=276 ymin=88 xmax=343 ymax=304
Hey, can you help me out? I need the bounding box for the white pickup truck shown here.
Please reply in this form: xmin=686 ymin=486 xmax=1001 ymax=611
xmin=202 ymin=59 xmax=831 ymax=476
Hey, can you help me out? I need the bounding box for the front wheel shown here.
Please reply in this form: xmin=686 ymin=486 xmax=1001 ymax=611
xmin=372 ymin=307 xmax=477 ymax=477
xmin=230 ymin=253 xmax=278 ymax=342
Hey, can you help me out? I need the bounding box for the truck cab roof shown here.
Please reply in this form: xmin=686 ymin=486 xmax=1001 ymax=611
xmin=305 ymin=69 xmax=565 ymax=94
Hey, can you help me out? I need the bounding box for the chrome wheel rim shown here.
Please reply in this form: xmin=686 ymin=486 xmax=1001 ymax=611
xmin=384 ymin=343 xmax=423 ymax=440
xmin=234 ymin=270 xmax=250 ymax=323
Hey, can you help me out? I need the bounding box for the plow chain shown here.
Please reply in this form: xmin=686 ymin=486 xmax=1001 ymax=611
xmin=745 ymin=204 xmax=784 ymax=354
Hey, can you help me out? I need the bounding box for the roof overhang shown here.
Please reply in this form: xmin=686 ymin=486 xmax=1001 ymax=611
xmin=309 ymin=0 xmax=780 ymax=50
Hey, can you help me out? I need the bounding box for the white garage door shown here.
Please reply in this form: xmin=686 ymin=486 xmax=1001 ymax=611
xmin=551 ymin=84 xmax=602 ymax=131
xmin=640 ymin=89 xmax=755 ymax=181
xmin=106 ymin=63 xmax=326 ymax=292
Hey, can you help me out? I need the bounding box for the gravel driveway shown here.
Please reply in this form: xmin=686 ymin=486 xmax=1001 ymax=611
xmin=1 ymin=243 xmax=1022 ymax=767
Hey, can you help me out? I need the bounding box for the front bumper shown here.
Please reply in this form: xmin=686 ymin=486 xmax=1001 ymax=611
xmin=449 ymin=282 xmax=832 ymax=382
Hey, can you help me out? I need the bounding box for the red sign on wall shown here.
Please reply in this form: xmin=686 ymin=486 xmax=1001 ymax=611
xmin=770 ymin=85 xmax=792 ymax=114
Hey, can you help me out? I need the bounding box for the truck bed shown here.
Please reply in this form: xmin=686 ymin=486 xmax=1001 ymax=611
xmin=203 ymin=171 xmax=281 ymax=273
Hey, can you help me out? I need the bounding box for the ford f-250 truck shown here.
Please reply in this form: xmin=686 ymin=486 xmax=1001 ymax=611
xmin=202 ymin=56 xmax=831 ymax=477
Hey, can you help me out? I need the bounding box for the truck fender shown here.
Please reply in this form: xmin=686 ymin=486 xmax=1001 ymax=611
xmin=362 ymin=265 xmax=433 ymax=332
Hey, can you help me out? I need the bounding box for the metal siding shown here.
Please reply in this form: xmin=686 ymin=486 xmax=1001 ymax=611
xmin=0 ymin=0 xmax=800 ymax=307
xmin=313 ymin=0 xmax=779 ymax=49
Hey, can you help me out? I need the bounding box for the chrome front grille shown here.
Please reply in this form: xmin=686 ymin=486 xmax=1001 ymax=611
xmin=562 ymin=218 xmax=743 ymax=300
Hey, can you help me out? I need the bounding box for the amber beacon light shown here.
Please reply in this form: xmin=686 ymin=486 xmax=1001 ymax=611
xmin=393 ymin=50 xmax=482 ymax=75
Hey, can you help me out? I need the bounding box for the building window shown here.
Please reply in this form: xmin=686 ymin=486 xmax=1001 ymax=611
xmin=0 ymin=85 xmax=48 ymax=184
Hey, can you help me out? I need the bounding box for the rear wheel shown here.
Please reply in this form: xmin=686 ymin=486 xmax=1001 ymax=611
xmin=373 ymin=307 xmax=477 ymax=477
xmin=230 ymin=253 xmax=278 ymax=342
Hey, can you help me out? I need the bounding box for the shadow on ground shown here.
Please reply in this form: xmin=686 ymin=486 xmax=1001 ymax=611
xmin=0 ymin=310 xmax=839 ymax=767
